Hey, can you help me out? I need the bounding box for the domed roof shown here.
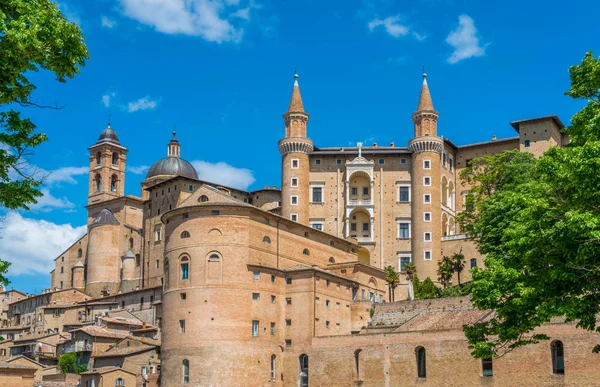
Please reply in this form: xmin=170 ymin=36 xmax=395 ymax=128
xmin=146 ymin=156 xmax=198 ymax=180
xmin=90 ymin=208 xmax=120 ymax=227
xmin=96 ymin=124 xmax=120 ymax=145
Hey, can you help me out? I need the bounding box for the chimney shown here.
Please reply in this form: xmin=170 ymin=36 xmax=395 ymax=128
xmin=373 ymin=143 xmax=378 ymax=148
xmin=390 ymin=142 xmax=395 ymax=147
xmin=492 ymin=135 xmax=497 ymax=141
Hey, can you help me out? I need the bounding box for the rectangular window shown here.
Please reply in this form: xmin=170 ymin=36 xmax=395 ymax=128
xmin=252 ymin=293 xmax=260 ymax=301
xmin=399 ymin=223 xmax=410 ymax=239
xmin=311 ymin=187 xmax=322 ymax=203
xmin=271 ymin=295 xmax=276 ymax=304
xmin=285 ymin=339 xmax=292 ymax=347
xmin=424 ymin=232 xmax=432 ymax=242
xmin=154 ymin=227 xmax=161 ymax=242
xmin=361 ymin=289 xmax=365 ymax=300
xmin=401 ymin=158 xmax=407 ymax=164
xmin=180 ymin=263 xmax=189 ymax=280
xmin=423 ymin=177 xmax=431 ymax=186
xmin=482 ymin=358 xmax=493 ymax=376
xmin=326 ymin=299 xmax=330 ymax=307
xmin=379 ymin=159 xmax=384 ymax=165
xmin=352 ymin=288 xmax=357 ymax=300
xmin=188 ymin=185 xmax=194 ymax=191
xmin=424 ymin=251 xmax=432 ymax=260
xmin=326 ymin=321 xmax=330 ymax=328
xmin=179 ymin=319 xmax=185 ymax=333
xmin=362 ymin=222 xmax=369 ymax=232
xmin=252 ymin=320 xmax=259 ymax=337
xmin=291 ymin=178 xmax=298 ymax=187
xmin=399 ymin=255 xmax=412 ymax=272
xmin=449 ymin=157 xmax=454 ymax=172
xmin=285 ymin=319 xmax=291 ymax=326
xmin=183 ymin=213 xmax=189 ymax=219
xmin=311 ymin=223 xmax=323 ymax=231
xmin=211 ymin=210 xmax=219 ymax=216
xmin=253 ymin=271 xmax=260 ymax=280
xmin=291 ymin=214 xmax=298 ymax=222
xmin=524 ymin=140 xmax=531 ymax=148
xmin=291 ymin=196 xmax=298 ymax=205
xmin=286 ymin=277 xmax=292 ymax=285
xmin=336 ymin=159 xmax=342 ymax=165
xmin=470 ymin=258 xmax=477 ymax=269
xmin=180 ymin=293 xmax=186 ymax=300
xmin=398 ymin=186 xmax=410 ymax=202
xmin=156 ymin=260 xmax=159 ymax=269
xmin=443 ymin=152 xmax=447 ymax=168
xmin=351 ymin=187 xmax=358 ymax=196
xmin=351 ymin=223 xmax=357 ymax=232
xmin=423 ymin=160 xmax=431 ymax=169
xmin=424 ymin=212 xmax=431 ymax=222
xmin=315 ymin=159 xmax=321 ymax=165
xmin=424 ymin=194 xmax=431 ymax=203
xmin=271 ymin=275 xmax=276 ymax=283
xmin=285 ymin=298 xmax=292 ymax=305
xmin=292 ymin=159 xmax=299 ymax=169
xmin=363 ymin=187 xmax=369 ymax=196
xmin=326 ymin=279 xmax=330 ymax=287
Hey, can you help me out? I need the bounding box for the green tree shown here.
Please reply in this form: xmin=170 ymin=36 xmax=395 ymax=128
xmin=0 ymin=0 xmax=88 ymax=285
xmin=437 ymin=256 xmax=453 ymax=288
xmin=461 ymin=52 xmax=600 ymax=358
xmin=0 ymin=0 xmax=88 ymax=210
xmin=384 ymin=265 xmax=400 ymax=302
xmin=450 ymin=252 xmax=466 ymax=286
xmin=58 ymin=353 xmax=77 ymax=374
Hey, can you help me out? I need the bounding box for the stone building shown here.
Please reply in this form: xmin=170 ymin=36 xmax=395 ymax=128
xmin=37 ymin=72 xmax=585 ymax=386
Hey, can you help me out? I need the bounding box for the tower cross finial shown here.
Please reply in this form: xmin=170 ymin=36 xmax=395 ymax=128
xmin=357 ymin=142 xmax=363 ymax=158
xmin=422 ymin=66 xmax=427 ymax=79
xmin=107 ymin=113 xmax=111 ymax=128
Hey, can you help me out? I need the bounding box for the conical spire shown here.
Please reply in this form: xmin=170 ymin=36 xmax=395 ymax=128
xmin=417 ymin=71 xmax=434 ymax=111
xmin=288 ymin=71 xmax=305 ymax=113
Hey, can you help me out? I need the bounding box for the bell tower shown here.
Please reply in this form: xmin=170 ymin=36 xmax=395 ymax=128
xmin=409 ymin=72 xmax=444 ymax=281
xmin=88 ymin=122 xmax=128 ymax=205
xmin=279 ymin=72 xmax=313 ymax=225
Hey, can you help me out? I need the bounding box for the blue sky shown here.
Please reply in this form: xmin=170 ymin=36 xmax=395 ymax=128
xmin=1 ymin=0 xmax=599 ymax=293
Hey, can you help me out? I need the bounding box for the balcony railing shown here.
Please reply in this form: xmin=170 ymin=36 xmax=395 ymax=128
xmin=441 ymin=234 xmax=468 ymax=241
xmin=63 ymin=342 xmax=92 ymax=353
xmin=356 ymin=236 xmax=374 ymax=243
xmin=347 ymin=198 xmax=373 ymax=206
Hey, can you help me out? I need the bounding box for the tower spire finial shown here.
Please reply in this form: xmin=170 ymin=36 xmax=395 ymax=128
xmin=422 ymin=66 xmax=427 ymax=79
xmin=288 ymin=70 xmax=304 ymax=112
xmin=107 ymin=113 xmax=111 ymax=128
xmin=417 ymin=70 xmax=434 ymax=111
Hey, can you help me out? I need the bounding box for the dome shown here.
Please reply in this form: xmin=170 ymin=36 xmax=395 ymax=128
xmin=96 ymin=125 xmax=120 ymax=145
xmin=146 ymin=156 xmax=198 ymax=180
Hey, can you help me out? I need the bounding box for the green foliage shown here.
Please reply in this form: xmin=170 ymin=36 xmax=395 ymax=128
xmin=369 ymin=307 xmax=374 ymax=318
xmin=0 ymin=260 xmax=9 ymax=288
xmin=437 ymin=256 xmax=453 ymax=288
xmin=58 ymin=353 xmax=87 ymax=374
xmin=0 ymin=0 xmax=88 ymax=285
xmin=384 ymin=265 xmax=400 ymax=302
xmin=461 ymin=51 xmax=600 ymax=358
xmin=413 ymin=275 xmax=439 ymax=300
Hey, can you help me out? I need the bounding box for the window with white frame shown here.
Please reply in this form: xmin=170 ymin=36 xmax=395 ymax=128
xmin=398 ymin=254 xmax=412 ymax=272
xmin=401 ymin=158 xmax=407 ymax=164
xmin=291 ymin=214 xmax=298 ymax=222
xmin=398 ymin=222 xmax=410 ymax=239
xmin=310 ymin=184 xmax=324 ymax=203
xmin=424 ymin=232 xmax=432 ymax=242
xmin=291 ymin=178 xmax=298 ymax=187
xmin=315 ymin=159 xmax=321 ymax=165
xmin=424 ymin=250 xmax=432 ymax=260
xmin=291 ymin=159 xmax=299 ymax=168
xmin=424 ymin=212 xmax=431 ymax=222
xmin=311 ymin=223 xmax=323 ymax=231
xmin=423 ymin=160 xmax=431 ymax=169
xmin=423 ymin=177 xmax=431 ymax=186
xmin=424 ymin=194 xmax=431 ymax=203
xmin=291 ymin=195 xmax=298 ymax=205
xmin=397 ymin=183 xmax=410 ymax=202
xmin=252 ymin=320 xmax=259 ymax=337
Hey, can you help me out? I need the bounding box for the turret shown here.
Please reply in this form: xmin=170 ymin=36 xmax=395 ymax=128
xmin=408 ymin=72 xmax=444 ymax=281
xmin=85 ymin=208 xmax=121 ymax=297
xmin=88 ymin=123 xmax=128 ymax=205
xmin=279 ymin=72 xmax=313 ymax=225
xmin=72 ymin=261 xmax=85 ymax=290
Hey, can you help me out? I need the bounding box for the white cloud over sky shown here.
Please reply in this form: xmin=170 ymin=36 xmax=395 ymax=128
xmin=127 ymin=165 xmax=150 ymax=175
xmin=446 ymin=15 xmax=487 ymax=64
xmin=368 ymin=15 xmax=424 ymax=41
xmin=118 ymin=0 xmax=254 ymax=43
xmin=29 ymin=188 xmax=76 ymax=212
xmin=127 ymin=96 xmax=158 ymax=112
xmin=102 ymin=92 xmax=116 ymax=107
xmin=101 ymin=16 xmax=117 ymax=28
xmin=191 ymin=160 xmax=255 ymax=190
xmin=0 ymin=212 xmax=86 ymax=276
xmin=44 ymin=166 xmax=88 ymax=186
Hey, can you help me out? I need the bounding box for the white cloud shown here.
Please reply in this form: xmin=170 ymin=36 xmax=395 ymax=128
xmin=412 ymin=31 xmax=427 ymax=41
xmin=58 ymin=2 xmax=82 ymax=26
xmin=44 ymin=166 xmax=88 ymax=186
xmin=127 ymin=96 xmax=158 ymax=113
xmin=118 ymin=0 xmax=251 ymax=43
xmin=0 ymin=212 xmax=86 ymax=276
xmin=102 ymin=92 xmax=116 ymax=108
xmin=127 ymin=165 xmax=150 ymax=175
xmin=368 ymin=15 xmax=408 ymax=37
xmin=446 ymin=15 xmax=487 ymax=64
xmin=29 ymin=188 xmax=76 ymax=212
xmin=191 ymin=160 xmax=255 ymax=190
xmin=101 ymin=16 xmax=117 ymax=28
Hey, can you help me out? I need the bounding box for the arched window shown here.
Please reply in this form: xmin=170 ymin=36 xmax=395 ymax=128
xmin=111 ymin=175 xmax=117 ymax=192
xmin=77 ymin=249 xmax=82 ymax=258
xmin=551 ymin=341 xmax=564 ymax=374
xmin=416 ymin=346 xmax=426 ymax=378
xmin=96 ymin=152 xmax=102 ymax=165
xmin=299 ymin=354 xmax=308 ymax=387
xmin=354 ymin=349 xmax=362 ymax=379
xmin=182 ymin=359 xmax=189 ymax=384
xmin=112 ymin=152 xmax=118 ymax=166
xmin=263 ymin=236 xmax=271 ymax=244
xmin=129 ymin=238 xmax=134 ymax=249
xmin=270 ymin=354 xmax=276 ymax=381
xmin=180 ymin=257 xmax=189 ymax=280
xmin=303 ymin=249 xmax=310 ymax=256
xmin=181 ymin=231 xmax=191 ymax=239
xmin=95 ymin=175 xmax=101 ymax=192
xmin=200 ymin=195 xmax=209 ymax=202
xmin=209 ymin=253 xmax=220 ymax=260
xmin=329 ymin=257 xmax=335 ymax=264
